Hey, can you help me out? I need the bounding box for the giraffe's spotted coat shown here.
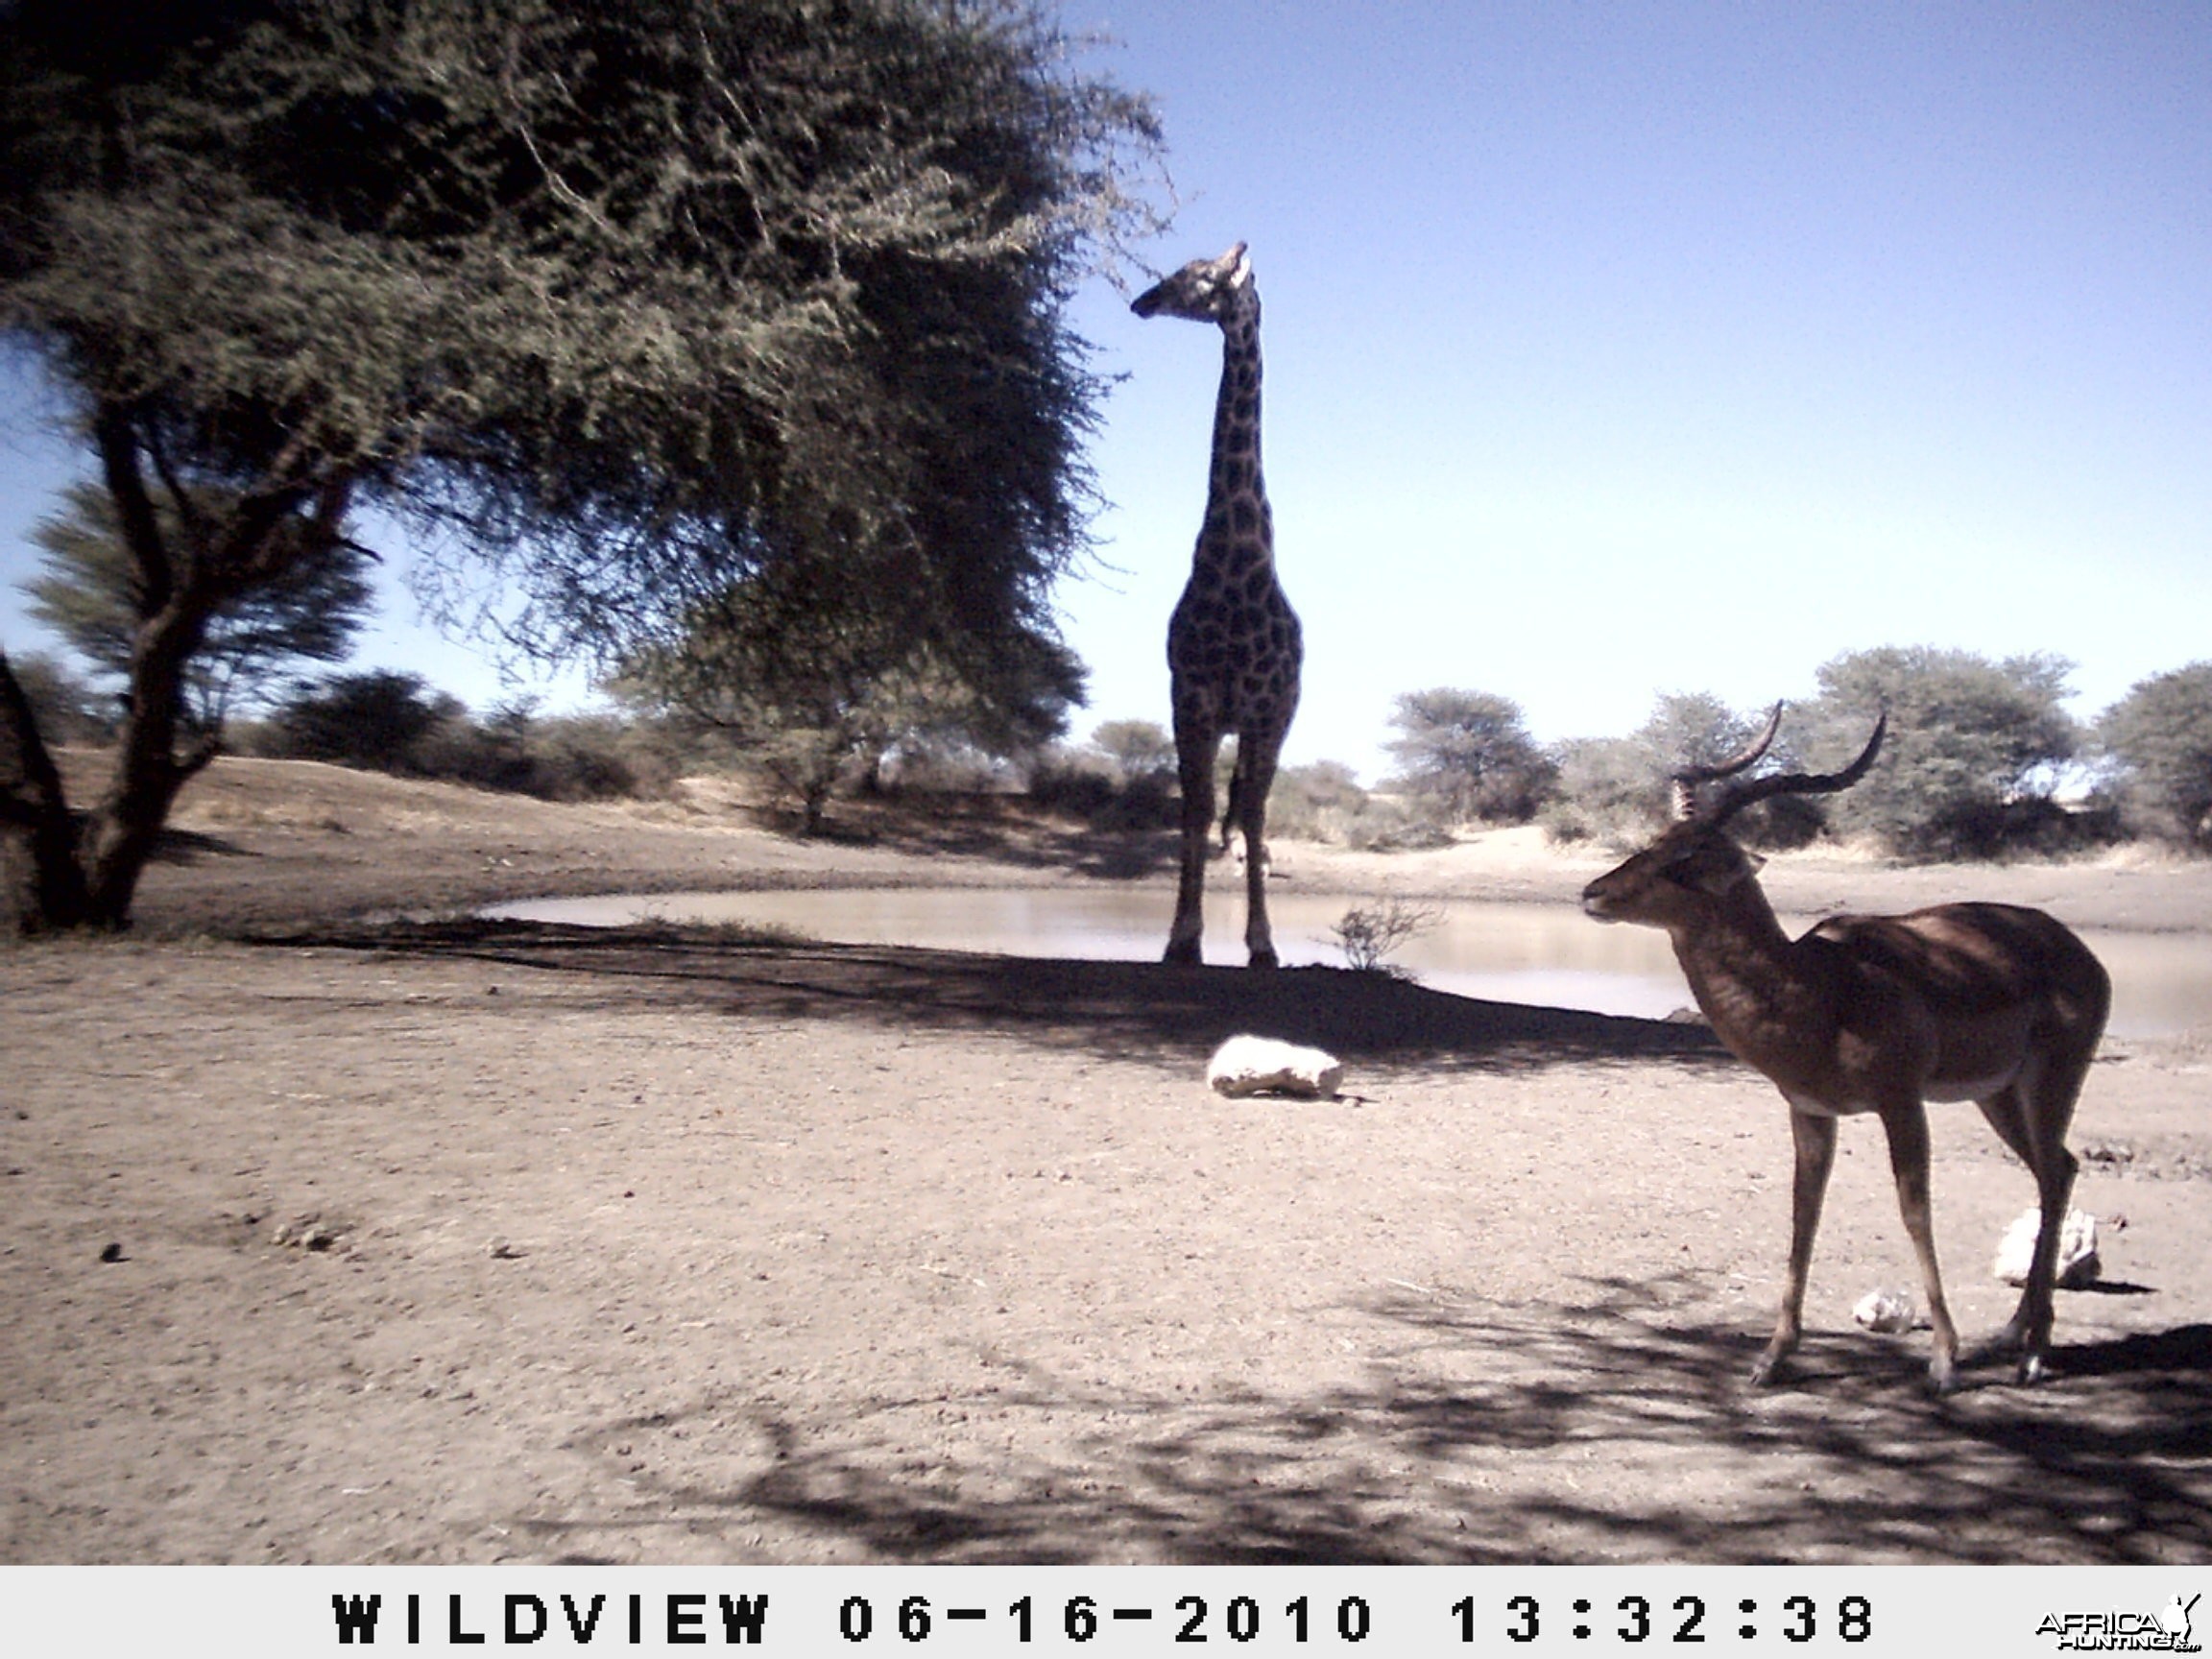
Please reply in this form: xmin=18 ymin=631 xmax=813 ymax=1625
xmin=1132 ymin=243 xmax=1303 ymax=967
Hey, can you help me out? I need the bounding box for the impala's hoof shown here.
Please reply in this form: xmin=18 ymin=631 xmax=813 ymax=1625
xmin=1747 ymin=1352 xmax=1787 ymax=1388
xmin=1928 ymin=1358 xmax=1960 ymax=1396
xmin=2017 ymin=1352 xmax=2050 ymax=1386
xmin=1247 ymin=949 xmax=1279 ymax=969
xmin=1163 ymin=940 xmax=1202 ymax=967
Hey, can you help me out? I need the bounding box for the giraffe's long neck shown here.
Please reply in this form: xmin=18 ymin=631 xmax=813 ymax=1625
xmin=1200 ymin=300 xmax=1270 ymax=570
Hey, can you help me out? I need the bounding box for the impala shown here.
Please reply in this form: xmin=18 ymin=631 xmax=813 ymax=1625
xmin=1581 ymin=707 xmax=2110 ymax=1391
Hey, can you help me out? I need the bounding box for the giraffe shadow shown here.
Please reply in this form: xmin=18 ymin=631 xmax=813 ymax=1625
xmin=255 ymin=918 xmax=1730 ymax=1076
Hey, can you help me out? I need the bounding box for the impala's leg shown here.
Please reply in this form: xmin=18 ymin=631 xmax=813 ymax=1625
xmin=1879 ymin=1097 xmax=1960 ymax=1393
xmin=1753 ymin=1107 xmax=1837 ymax=1386
xmin=1982 ymin=1013 xmax=2097 ymax=1388
xmin=1982 ymin=1043 xmax=2092 ymax=1382
xmin=1165 ymin=716 xmax=1218 ymax=967
xmin=1237 ymin=732 xmax=1285 ymax=968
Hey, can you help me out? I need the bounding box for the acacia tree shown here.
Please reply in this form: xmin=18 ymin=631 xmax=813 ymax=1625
xmin=25 ymin=480 xmax=375 ymax=731
xmin=620 ymin=560 xmax=1085 ymax=832
xmin=1806 ymin=646 xmax=2079 ymax=858
xmin=1382 ymin=687 xmax=1553 ymax=825
xmin=0 ymin=0 xmax=1161 ymax=928
xmin=2099 ymin=661 xmax=2212 ymax=850
xmin=1087 ymin=718 xmax=1175 ymax=783
xmin=1539 ymin=691 xmax=1815 ymax=850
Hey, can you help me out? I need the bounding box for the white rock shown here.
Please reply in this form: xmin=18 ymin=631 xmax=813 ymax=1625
xmin=1992 ymin=1207 xmax=2101 ymax=1288
xmin=1853 ymin=1288 xmax=1917 ymax=1334
xmin=1206 ymin=1035 xmax=1343 ymax=1099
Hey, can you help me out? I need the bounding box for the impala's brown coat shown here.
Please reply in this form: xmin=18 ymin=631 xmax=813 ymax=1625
xmin=1583 ymin=718 xmax=2110 ymax=1391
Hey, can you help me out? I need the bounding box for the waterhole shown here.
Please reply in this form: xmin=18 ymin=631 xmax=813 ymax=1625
xmin=483 ymin=887 xmax=2204 ymax=1039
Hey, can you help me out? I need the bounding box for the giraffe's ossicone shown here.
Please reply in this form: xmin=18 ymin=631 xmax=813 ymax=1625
xmin=1131 ymin=242 xmax=1304 ymax=967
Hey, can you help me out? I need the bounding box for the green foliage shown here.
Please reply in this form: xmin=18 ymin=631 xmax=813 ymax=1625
xmin=1636 ymin=691 xmax=1787 ymax=778
xmin=261 ymin=674 xmax=647 ymax=801
xmin=2098 ymin=661 xmax=2212 ymax=851
xmin=1087 ymin=719 xmax=1175 ymax=782
xmin=1806 ymin=647 xmax=2080 ymax=860
xmin=1261 ymin=759 xmax=1364 ymax=841
xmin=617 ymin=565 xmax=1085 ymax=832
xmin=1025 ymin=718 xmax=1176 ymax=830
xmin=1539 ymin=735 xmax=1655 ymax=850
xmin=1261 ymin=761 xmax=1454 ymax=851
xmin=24 ymin=481 xmax=374 ymax=729
xmin=1540 ymin=692 xmax=1818 ymax=852
xmin=268 ymin=671 xmax=461 ymax=774
xmin=1383 ymin=687 xmax=1553 ymax=826
xmin=0 ymin=0 xmax=1161 ymax=925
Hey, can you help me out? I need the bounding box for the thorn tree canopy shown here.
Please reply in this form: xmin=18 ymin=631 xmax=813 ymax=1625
xmin=0 ymin=0 xmax=1164 ymax=930
xmin=26 ymin=480 xmax=378 ymax=731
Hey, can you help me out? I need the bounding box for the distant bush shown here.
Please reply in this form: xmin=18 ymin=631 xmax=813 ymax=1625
xmin=1236 ymin=762 xmax=1453 ymax=850
xmin=1022 ymin=734 xmax=1461 ymax=851
xmin=1025 ymin=743 xmax=1174 ymax=830
xmin=270 ymin=670 xmax=455 ymax=772
xmin=1087 ymin=718 xmax=1176 ymax=781
xmin=1263 ymin=760 xmax=1366 ymax=841
xmin=1333 ymin=791 xmax=1456 ymax=852
xmin=260 ymin=673 xmax=646 ymax=801
xmin=1805 ymin=647 xmax=2080 ymax=861
xmin=1543 ymin=694 xmax=1850 ymax=854
xmin=1383 ymin=687 xmax=1553 ymax=827
xmin=1540 ymin=736 xmax=1657 ymax=851
xmin=2099 ymin=661 xmax=2212 ymax=853
xmin=871 ymin=743 xmax=1017 ymax=796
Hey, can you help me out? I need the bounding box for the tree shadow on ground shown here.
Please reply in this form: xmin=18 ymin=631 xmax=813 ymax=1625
xmin=150 ymin=825 xmax=255 ymax=864
xmin=259 ymin=919 xmax=1729 ymax=1076
xmin=526 ymin=1278 xmax=2211 ymax=1565
xmin=45 ymin=806 xmax=253 ymax=866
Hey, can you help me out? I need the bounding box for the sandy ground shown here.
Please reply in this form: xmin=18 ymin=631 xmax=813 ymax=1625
xmin=2 ymin=755 xmax=2207 ymax=1564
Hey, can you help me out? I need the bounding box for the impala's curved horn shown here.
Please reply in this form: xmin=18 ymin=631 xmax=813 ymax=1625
xmin=1671 ymin=702 xmax=1784 ymax=821
xmin=1705 ymin=711 xmax=1887 ymax=830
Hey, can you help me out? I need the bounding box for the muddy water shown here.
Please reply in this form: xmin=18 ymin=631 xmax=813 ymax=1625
xmin=482 ymin=888 xmax=2207 ymax=1038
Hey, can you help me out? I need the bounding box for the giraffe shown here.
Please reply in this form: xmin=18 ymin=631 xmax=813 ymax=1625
xmin=1131 ymin=242 xmax=1303 ymax=967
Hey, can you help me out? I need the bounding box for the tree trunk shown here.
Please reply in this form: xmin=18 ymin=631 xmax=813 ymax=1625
xmin=3 ymin=409 xmax=347 ymax=931
xmin=80 ymin=583 xmax=222 ymax=927
xmin=0 ymin=607 xmax=217 ymax=934
xmin=0 ymin=651 xmax=93 ymax=932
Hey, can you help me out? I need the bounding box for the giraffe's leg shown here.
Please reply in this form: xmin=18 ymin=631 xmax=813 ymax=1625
xmin=1166 ymin=717 xmax=1218 ymax=966
xmin=1753 ymin=1105 xmax=1836 ymax=1386
xmin=1237 ymin=730 xmax=1286 ymax=968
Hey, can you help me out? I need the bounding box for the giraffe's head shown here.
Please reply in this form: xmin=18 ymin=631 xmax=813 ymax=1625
xmin=1131 ymin=242 xmax=1255 ymax=325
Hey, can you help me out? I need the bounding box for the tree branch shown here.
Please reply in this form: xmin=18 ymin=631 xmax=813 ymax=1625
xmin=94 ymin=405 xmax=172 ymax=616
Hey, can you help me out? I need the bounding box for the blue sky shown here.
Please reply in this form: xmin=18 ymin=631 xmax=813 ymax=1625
xmin=5 ymin=2 xmax=2208 ymax=781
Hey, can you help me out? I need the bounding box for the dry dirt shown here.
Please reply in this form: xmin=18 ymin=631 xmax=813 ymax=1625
xmin=2 ymin=755 xmax=2208 ymax=1564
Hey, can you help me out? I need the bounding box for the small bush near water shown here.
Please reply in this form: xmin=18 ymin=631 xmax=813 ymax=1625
xmin=1328 ymin=894 xmax=1442 ymax=976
